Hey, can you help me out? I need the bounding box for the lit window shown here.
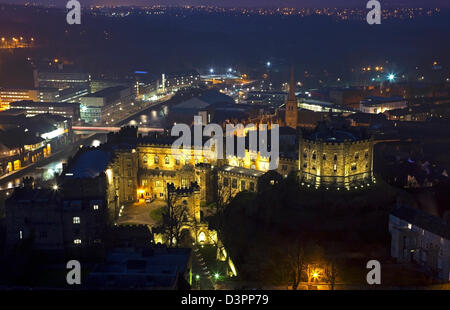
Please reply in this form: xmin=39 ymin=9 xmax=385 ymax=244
xmin=408 ymin=223 xmax=412 ymax=229
xmin=232 ymin=179 xmax=237 ymax=189
xmin=165 ymin=156 xmax=170 ymax=165
xmin=93 ymin=204 xmax=99 ymax=210
xmin=73 ymin=217 xmax=80 ymax=224
xmin=154 ymin=156 xmax=159 ymax=164
xmin=74 ymin=239 xmax=82 ymax=244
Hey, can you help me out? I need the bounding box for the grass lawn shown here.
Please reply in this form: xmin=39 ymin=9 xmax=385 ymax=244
xmin=150 ymin=207 xmax=165 ymax=223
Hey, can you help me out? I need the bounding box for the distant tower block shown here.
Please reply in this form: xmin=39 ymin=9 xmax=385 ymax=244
xmin=285 ymin=67 xmax=298 ymax=129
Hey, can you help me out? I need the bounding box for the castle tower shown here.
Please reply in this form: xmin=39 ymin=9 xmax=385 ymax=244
xmin=285 ymin=67 xmax=298 ymax=129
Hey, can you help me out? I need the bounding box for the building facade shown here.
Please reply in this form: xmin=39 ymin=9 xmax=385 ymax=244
xmin=298 ymin=123 xmax=374 ymax=189
xmin=389 ymin=205 xmax=450 ymax=282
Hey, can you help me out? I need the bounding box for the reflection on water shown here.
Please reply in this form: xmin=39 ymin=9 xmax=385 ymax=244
xmin=0 ymin=160 xmax=65 ymax=190
xmin=127 ymin=105 xmax=169 ymax=128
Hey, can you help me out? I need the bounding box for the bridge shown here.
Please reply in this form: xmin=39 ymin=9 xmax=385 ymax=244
xmin=72 ymin=126 xmax=165 ymax=134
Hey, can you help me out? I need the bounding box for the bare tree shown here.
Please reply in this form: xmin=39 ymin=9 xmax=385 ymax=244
xmin=324 ymin=260 xmax=338 ymax=290
xmin=160 ymin=183 xmax=188 ymax=247
xmin=278 ymin=240 xmax=306 ymax=290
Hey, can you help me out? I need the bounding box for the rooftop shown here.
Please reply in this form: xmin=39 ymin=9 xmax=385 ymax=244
xmin=83 ymin=86 xmax=129 ymax=98
xmin=391 ymin=205 xmax=450 ymax=240
xmin=219 ymin=165 xmax=265 ymax=178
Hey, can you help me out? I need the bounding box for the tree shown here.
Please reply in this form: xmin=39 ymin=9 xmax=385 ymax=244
xmin=324 ymin=260 xmax=338 ymax=290
xmin=160 ymin=183 xmax=189 ymax=247
xmin=282 ymin=239 xmax=306 ymax=290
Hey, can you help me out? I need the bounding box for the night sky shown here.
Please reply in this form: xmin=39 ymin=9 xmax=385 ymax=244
xmin=1 ymin=0 xmax=449 ymax=8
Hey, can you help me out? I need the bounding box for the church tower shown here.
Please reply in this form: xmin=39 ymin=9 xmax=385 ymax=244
xmin=285 ymin=67 xmax=298 ymax=129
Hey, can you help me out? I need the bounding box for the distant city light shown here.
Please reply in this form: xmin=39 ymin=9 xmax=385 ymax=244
xmin=209 ymin=68 xmax=214 ymax=74
xmin=53 ymin=184 xmax=59 ymax=191
xmin=228 ymin=68 xmax=233 ymax=73
xmin=214 ymin=273 xmax=220 ymax=279
xmin=91 ymin=140 xmax=101 ymax=147
xmin=266 ymin=61 xmax=271 ymax=67
xmin=388 ymin=74 xmax=395 ymax=81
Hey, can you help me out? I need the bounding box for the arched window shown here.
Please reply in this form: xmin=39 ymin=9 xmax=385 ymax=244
xmin=198 ymin=232 xmax=206 ymax=243
xmin=143 ymin=155 xmax=147 ymax=164
xmin=154 ymin=156 xmax=159 ymax=164
xmin=165 ymin=156 xmax=170 ymax=165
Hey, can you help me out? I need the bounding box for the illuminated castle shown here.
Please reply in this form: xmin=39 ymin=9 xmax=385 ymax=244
xmin=298 ymin=121 xmax=374 ymax=189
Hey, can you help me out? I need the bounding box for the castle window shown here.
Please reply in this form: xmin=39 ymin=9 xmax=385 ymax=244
xmin=241 ymin=180 xmax=246 ymax=190
xmin=312 ymin=166 xmax=316 ymax=171
xmin=282 ymin=165 xmax=287 ymax=171
xmin=365 ymin=151 xmax=369 ymax=159
xmin=323 ymin=154 xmax=326 ymax=161
xmin=73 ymin=217 xmax=80 ymax=224
xmin=232 ymin=179 xmax=237 ymax=189
xmin=165 ymin=156 xmax=170 ymax=165
xmin=303 ymin=153 xmax=307 ymax=159
xmin=93 ymin=204 xmax=99 ymax=210
xmin=154 ymin=156 xmax=159 ymax=164
xmin=312 ymin=152 xmax=316 ymax=160
xmin=303 ymin=163 xmax=307 ymax=168
xmin=355 ymin=153 xmax=359 ymax=160
xmin=223 ymin=177 xmax=229 ymax=187
xmin=333 ymin=164 xmax=337 ymax=172
xmin=249 ymin=182 xmax=255 ymax=191
xmin=334 ymin=154 xmax=338 ymax=161
xmin=143 ymin=156 xmax=147 ymax=164
xmin=351 ymin=163 xmax=357 ymax=171
xmin=74 ymin=239 xmax=82 ymax=245
xmin=176 ymin=158 xmax=180 ymax=165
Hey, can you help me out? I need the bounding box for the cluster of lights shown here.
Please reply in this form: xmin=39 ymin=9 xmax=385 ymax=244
xmin=118 ymin=205 xmax=125 ymax=217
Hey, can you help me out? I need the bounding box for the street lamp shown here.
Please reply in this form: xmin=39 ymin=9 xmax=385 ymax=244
xmin=214 ymin=273 xmax=220 ymax=280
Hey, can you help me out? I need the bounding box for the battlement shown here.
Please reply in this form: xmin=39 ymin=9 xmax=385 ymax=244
xmin=167 ymin=181 xmax=200 ymax=195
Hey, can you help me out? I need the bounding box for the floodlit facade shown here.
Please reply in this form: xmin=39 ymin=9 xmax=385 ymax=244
xmin=298 ymin=123 xmax=374 ymax=189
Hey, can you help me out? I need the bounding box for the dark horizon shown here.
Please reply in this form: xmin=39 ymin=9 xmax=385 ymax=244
xmin=1 ymin=0 xmax=450 ymax=8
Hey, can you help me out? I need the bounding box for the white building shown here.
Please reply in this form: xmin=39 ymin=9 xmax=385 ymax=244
xmin=360 ymin=96 xmax=407 ymax=114
xmin=389 ymin=204 xmax=450 ymax=282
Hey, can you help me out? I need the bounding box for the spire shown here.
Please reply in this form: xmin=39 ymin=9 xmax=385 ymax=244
xmin=288 ymin=66 xmax=296 ymax=101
